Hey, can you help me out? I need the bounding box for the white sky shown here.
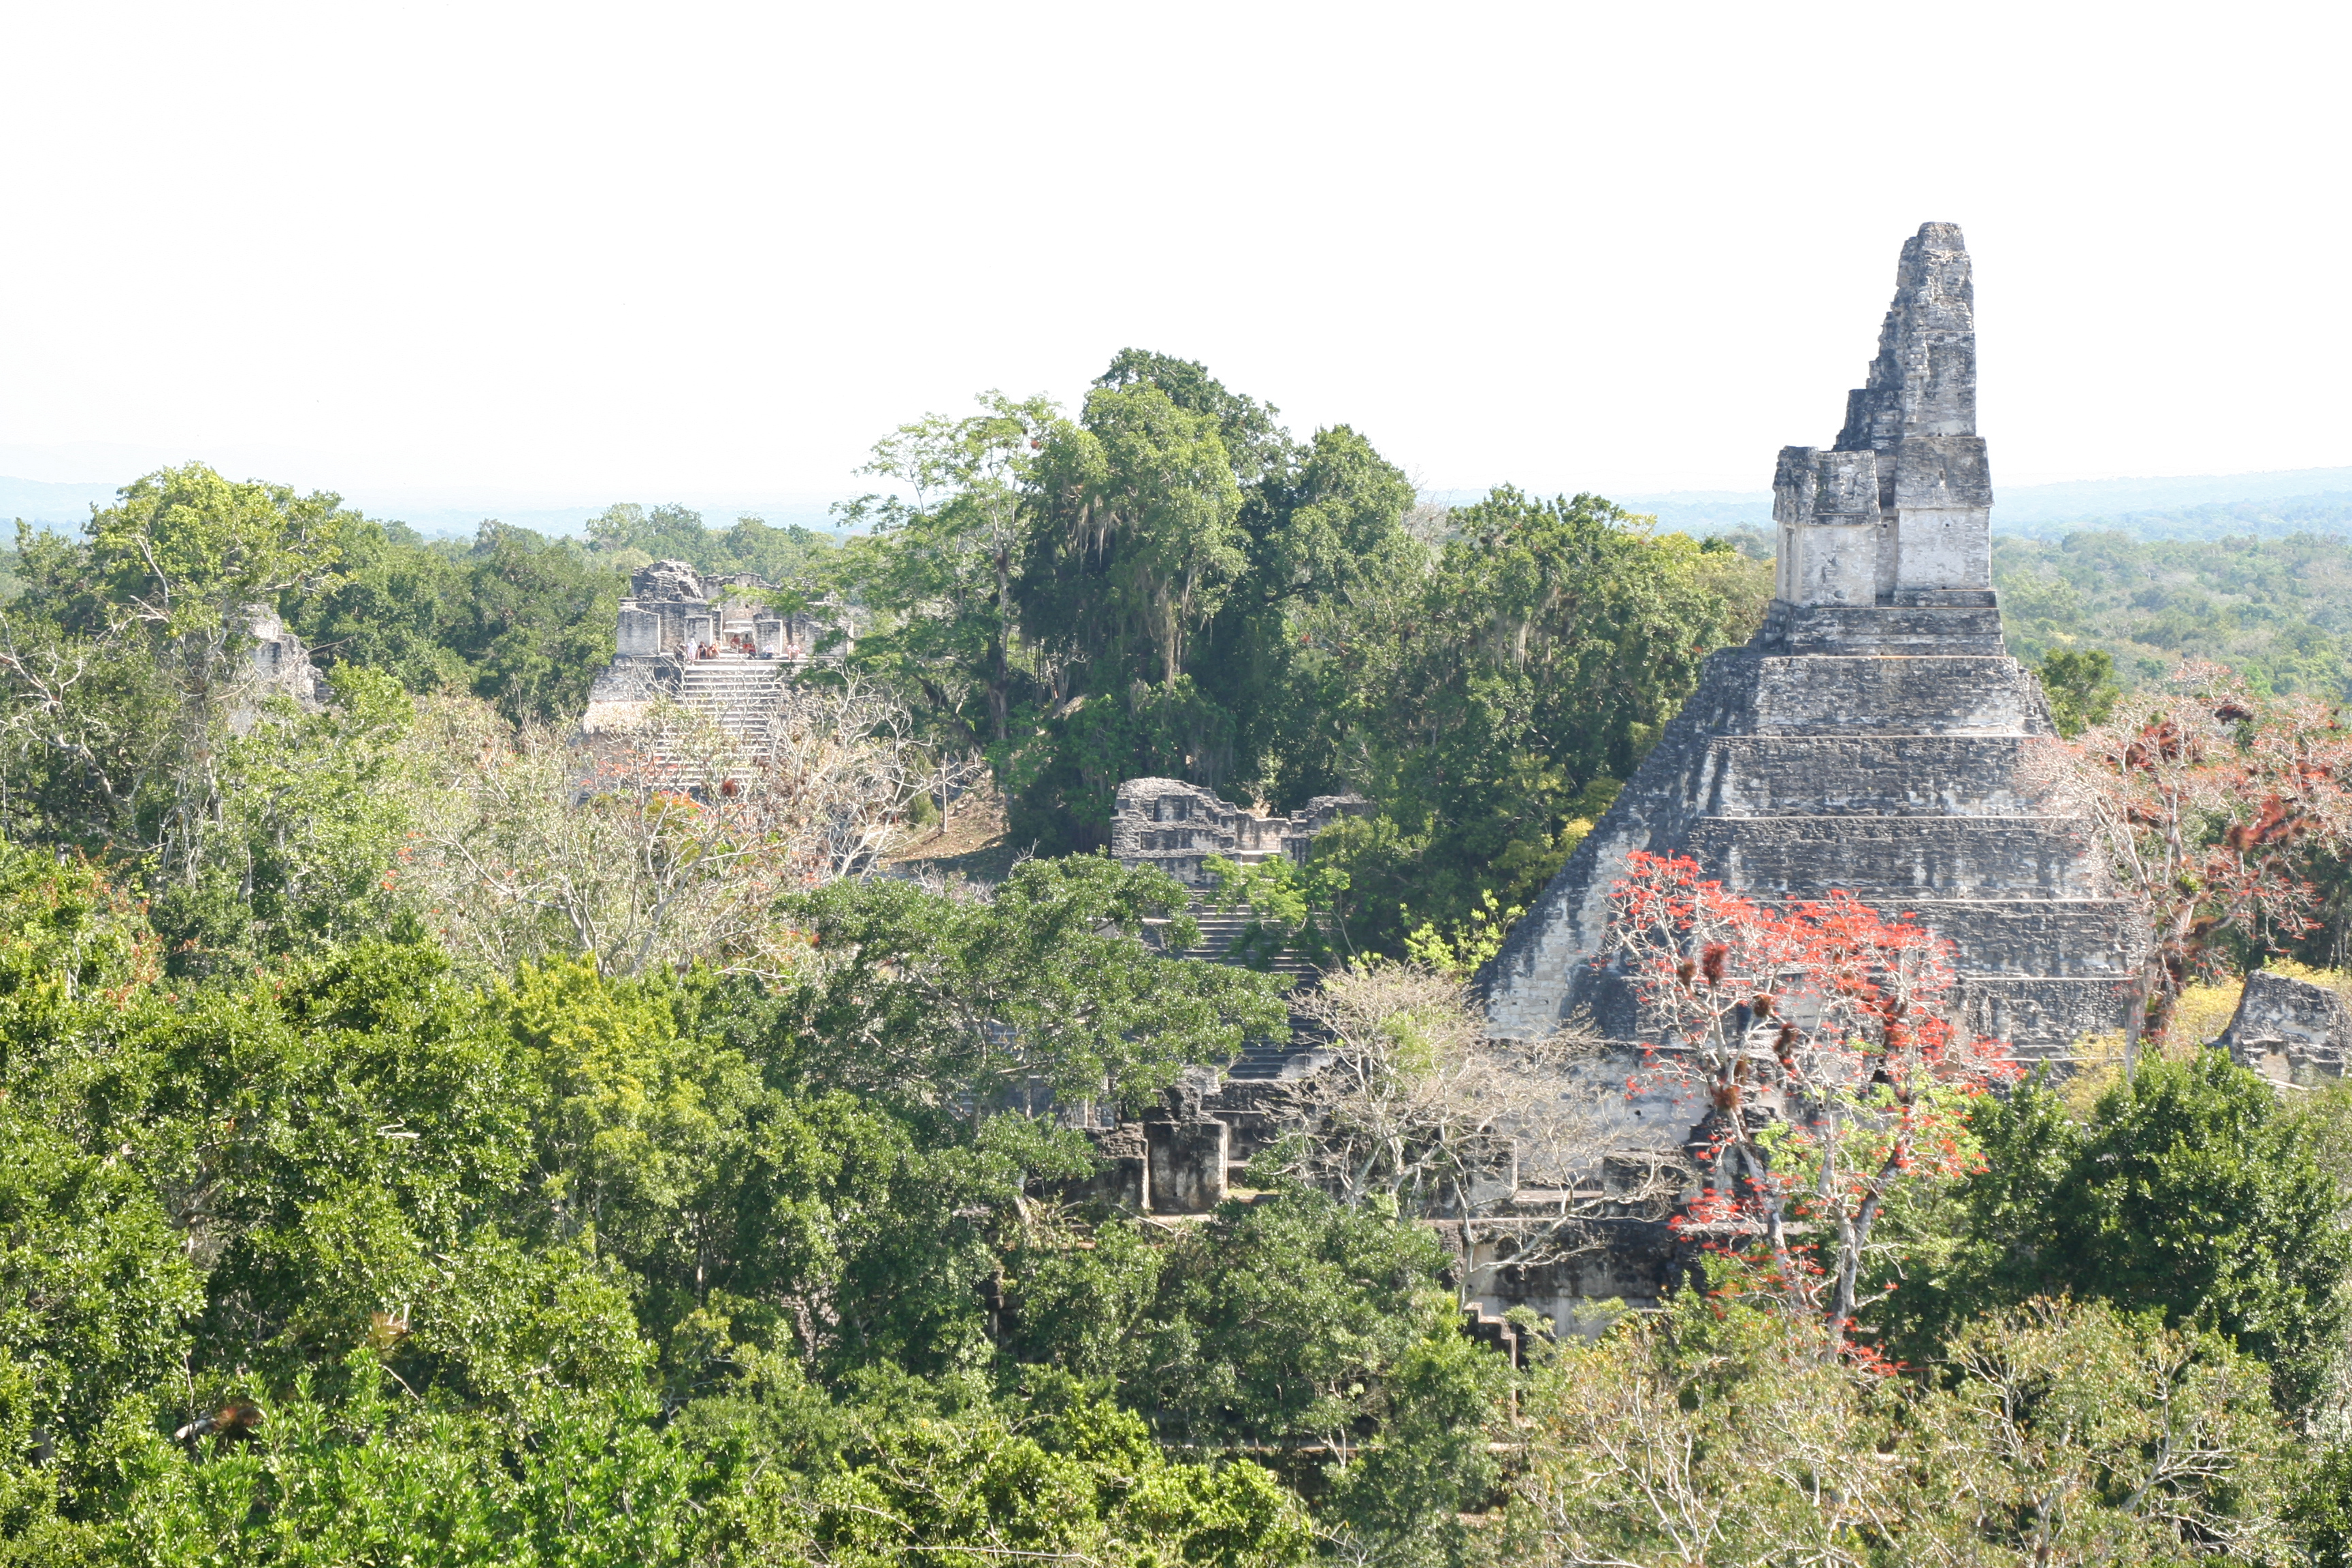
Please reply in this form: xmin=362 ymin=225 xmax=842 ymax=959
xmin=2 ymin=1 xmax=2346 ymax=515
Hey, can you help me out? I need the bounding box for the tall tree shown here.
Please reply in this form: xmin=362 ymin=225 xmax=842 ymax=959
xmin=836 ymin=391 xmax=1060 ymax=751
xmin=0 ymin=463 xmax=348 ymax=869
xmin=2068 ymin=660 xmax=2352 ymax=1045
xmin=1605 ymin=850 xmax=2014 ymax=1337
xmin=1028 ymin=381 xmax=1246 ymax=691
xmin=1297 ymin=493 xmax=1767 ymax=950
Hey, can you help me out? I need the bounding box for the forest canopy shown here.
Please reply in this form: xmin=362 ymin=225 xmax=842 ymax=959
xmin=6 ymin=360 xmax=2352 ymax=1563
xmin=1997 ymin=529 xmax=2352 ymax=702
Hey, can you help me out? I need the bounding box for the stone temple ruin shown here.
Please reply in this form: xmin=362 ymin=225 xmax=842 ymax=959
xmin=1110 ymin=777 xmax=1372 ymax=1024
xmin=1485 ymin=221 xmax=2140 ymax=1062
xmin=581 ymin=559 xmax=847 ymax=739
xmin=1109 ymin=777 xmax=1370 ymax=889
xmin=1094 ymin=224 xmax=2151 ymax=1339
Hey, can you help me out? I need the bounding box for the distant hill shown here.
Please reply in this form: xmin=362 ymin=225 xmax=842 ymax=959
xmin=17 ymin=465 xmax=2352 ymax=544
xmin=1994 ymin=491 xmax=2352 ymax=541
xmin=0 ymin=476 xmax=856 ymax=541
xmin=0 ymin=476 xmax=118 ymax=528
xmin=376 ymin=500 xmax=853 ymax=540
xmin=1609 ymin=491 xmax=1772 ymax=533
xmin=1616 ymin=466 xmax=2352 ymax=542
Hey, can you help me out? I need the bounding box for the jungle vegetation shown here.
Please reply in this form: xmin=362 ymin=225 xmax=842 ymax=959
xmin=1 ymin=369 xmax=2351 ymax=1563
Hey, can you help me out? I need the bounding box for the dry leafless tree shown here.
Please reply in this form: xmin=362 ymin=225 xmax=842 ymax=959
xmin=397 ymin=678 xmax=975 ymax=979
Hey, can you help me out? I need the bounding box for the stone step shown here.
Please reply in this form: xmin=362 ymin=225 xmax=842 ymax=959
xmin=1224 ymin=1038 xmax=1335 ymax=1080
xmin=1702 ymin=734 xmax=2061 ymax=817
xmin=1146 ymin=911 xmax=1320 ymax=978
xmin=1684 ymin=816 xmax=2108 ymax=900
xmin=676 ymin=664 xmax=782 ymax=742
xmin=1889 ymin=898 xmax=2140 ymax=977
xmin=1746 ymin=655 xmax=2051 ymax=737
xmin=1762 ymin=602 xmax=2008 ymax=655
xmin=1956 ymin=975 xmax=2136 ymax=1060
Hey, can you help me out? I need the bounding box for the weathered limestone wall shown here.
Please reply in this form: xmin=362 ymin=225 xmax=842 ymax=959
xmin=1776 ymin=223 xmax=1991 ymax=605
xmin=1109 ymin=777 xmax=1369 ymax=887
xmin=2220 ymin=971 xmax=2352 ymax=1087
xmin=230 ymin=606 xmax=325 ymax=734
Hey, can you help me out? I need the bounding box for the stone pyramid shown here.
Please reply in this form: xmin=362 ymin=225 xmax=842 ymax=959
xmin=1483 ymin=223 xmax=2141 ymax=1062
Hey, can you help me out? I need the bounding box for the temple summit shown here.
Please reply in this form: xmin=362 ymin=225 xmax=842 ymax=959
xmin=1482 ymin=223 xmax=2142 ymax=1060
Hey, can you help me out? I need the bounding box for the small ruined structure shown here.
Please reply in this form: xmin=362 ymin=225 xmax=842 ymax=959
xmin=230 ymin=607 xmax=324 ymax=733
xmin=1070 ymin=1066 xmax=1681 ymax=1338
xmin=582 ymin=559 xmax=847 ymax=738
xmin=1109 ymin=777 xmax=1370 ymax=1062
xmin=1109 ymin=777 xmax=1370 ymax=887
xmin=2218 ymin=970 xmax=2352 ymax=1087
xmin=1484 ymin=223 xmax=2140 ymax=1062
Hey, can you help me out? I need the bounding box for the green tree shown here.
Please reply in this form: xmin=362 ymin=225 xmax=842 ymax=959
xmin=2039 ymin=645 xmax=2122 ymax=736
xmin=1891 ymin=1054 xmax=2352 ymax=1409
xmin=836 ymin=391 xmax=1060 ymax=750
xmin=148 ymin=666 xmax=425 ymax=973
xmin=1913 ymin=1299 xmax=2289 ymax=1565
xmin=281 ymin=514 xmax=471 ymax=694
xmin=1512 ymin=1286 xmax=2290 ymax=1567
xmin=1123 ymin=1187 xmax=1465 ymax=1448
xmin=445 ymin=521 xmax=622 ymax=722
xmin=84 ymin=463 xmax=345 ymax=653
xmin=0 ymin=466 xmax=350 ymax=864
xmin=779 ymin=856 xmax=1285 ymax=1109
xmin=1201 ymin=423 xmax=1420 ymax=810
xmin=1304 ymin=491 xmax=1763 ymax=951
xmin=1030 ymin=380 xmax=1246 ymax=692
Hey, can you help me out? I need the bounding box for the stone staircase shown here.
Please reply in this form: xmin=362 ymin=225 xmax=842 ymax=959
xmin=1147 ymin=904 xmax=1330 ymax=1081
xmin=1170 ymin=909 xmax=1319 ymax=979
xmin=679 ymin=660 xmax=783 ymax=739
xmin=639 ymin=660 xmax=783 ymax=786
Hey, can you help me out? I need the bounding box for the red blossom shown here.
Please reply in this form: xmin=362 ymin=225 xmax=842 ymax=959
xmin=1604 ymin=850 xmax=2014 ymax=1339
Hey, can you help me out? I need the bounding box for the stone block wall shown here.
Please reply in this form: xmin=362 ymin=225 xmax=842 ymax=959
xmin=2219 ymin=970 xmax=2352 ymax=1087
xmin=1780 ymin=223 xmax=1993 ymax=608
xmin=1109 ymin=777 xmax=1369 ymax=887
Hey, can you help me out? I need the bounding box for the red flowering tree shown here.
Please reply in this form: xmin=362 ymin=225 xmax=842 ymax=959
xmin=2066 ymin=660 xmax=2352 ymax=1045
xmin=1603 ymin=851 xmax=2015 ymax=1339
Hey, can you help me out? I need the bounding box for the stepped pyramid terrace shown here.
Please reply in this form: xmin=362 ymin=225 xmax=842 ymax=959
xmin=1482 ymin=221 xmax=2144 ymax=1064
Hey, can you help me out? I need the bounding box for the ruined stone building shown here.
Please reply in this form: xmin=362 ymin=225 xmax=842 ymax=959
xmin=229 ymin=606 xmax=325 ymax=734
xmin=1484 ymin=222 xmax=2139 ymax=1062
xmin=2219 ymin=970 xmax=2352 ymax=1088
xmin=1090 ymin=225 xmax=2149 ymax=1340
xmin=581 ymin=559 xmax=848 ymax=739
xmin=1109 ymin=777 xmax=1370 ymax=889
